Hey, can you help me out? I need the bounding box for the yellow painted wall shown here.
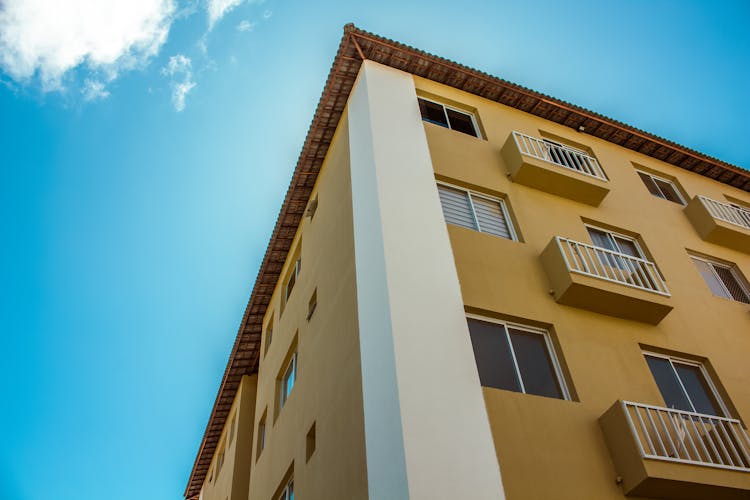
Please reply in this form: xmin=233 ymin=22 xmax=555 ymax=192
xmin=247 ymin=113 xmax=368 ymax=500
xmin=414 ymin=75 xmax=750 ymax=500
xmin=200 ymin=375 xmax=258 ymax=500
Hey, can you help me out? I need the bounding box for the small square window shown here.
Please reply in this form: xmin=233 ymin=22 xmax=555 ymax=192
xmin=417 ymin=97 xmax=479 ymax=137
xmin=307 ymin=288 xmax=317 ymax=320
xmin=636 ymin=171 xmax=686 ymax=205
xmin=264 ymin=318 xmax=273 ymax=356
xmin=306 ymin=422 xmax=316 ymax=462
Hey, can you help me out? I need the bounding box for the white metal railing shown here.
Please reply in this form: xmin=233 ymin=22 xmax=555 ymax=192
xmin=699 ymin=196 xmax=750 ymax=230
xmin=556 ymin=237 xmax=670 ymax=296
xmin=512 ymin=131 xmax=607 ymax=180
xmin=622 ymin=401 xmax=750 ymax=472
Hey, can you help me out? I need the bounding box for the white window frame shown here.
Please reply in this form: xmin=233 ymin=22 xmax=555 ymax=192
xmin=466 ymin=314 xmax=570 ymax=400
xmin=636 ymin=170 xmax=687 ymax=205
xmin=584 ymin=224 xmax=647 ymax=259
xmin=690 ymin=254 xmax=750 ymax=303
xmin=284 ymin=256 xmax=301 ymax=303
xmin=277 ymin=479 xmax=294 ymax=500
xmin=418 ymin=96 xmax=482 ymax=138
xmin=643 ymin=350 xmax=730 ymax=417
xmin=437 ymin=181 xmax=518 ymax=241
xmin=279 ymin=351 xmax=297 ymax=409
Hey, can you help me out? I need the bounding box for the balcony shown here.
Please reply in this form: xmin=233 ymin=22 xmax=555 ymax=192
xmin=540 ymin=237 xmax=672 ymax=324
xmin=685 ymin=196 xmax=750 ymax=253
xmin=600 ymin=401 xmax=750 ymax=499
xmin=501 ymin=131 xmax=610 ymax=206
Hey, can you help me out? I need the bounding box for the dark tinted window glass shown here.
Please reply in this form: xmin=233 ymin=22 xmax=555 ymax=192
xmin=446 ymin=108 xmax=478 ymax=137
xmin=638 ymin=172 xmax=663 ymax=197
xmin=645 ymin=355 xmax=692 ymax=412
xmin=418 ymin=98 xmax=448 ymax=127
xmin=587 ymin=227 xmax=616 ymax=251
xmin=674 ymin=363 xmax=722 ymax=416
xmin=653 ymin=178 xmax=684 ymax=204
xmin=467 ymin=319 xmax=520 ymax=392
xmin=508 ymin=329 xmax=563 ymax=399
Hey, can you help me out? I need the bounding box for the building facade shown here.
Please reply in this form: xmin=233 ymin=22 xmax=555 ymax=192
xmin=185 ymin=25 xmax=750 ymax=500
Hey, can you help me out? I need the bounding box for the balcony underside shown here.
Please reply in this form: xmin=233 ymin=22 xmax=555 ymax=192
xmin=600 ymin=402 xmax=750 ymax=500
xmin=540 ymin=239 xmax=673 ymax=325
xmin=684 ymin=197 xmax=750 ymax=253
xmin=501 ymin=135 xmax=610 ymax=206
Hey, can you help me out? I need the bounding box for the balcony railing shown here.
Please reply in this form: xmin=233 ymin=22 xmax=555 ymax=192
xmin=698 ymin=196 xmax=750 ymax=230
xmin=622 ymin=401 xmax=750 ymax=472
xmin=556 ymin=237 xmax=670 ymax=296
xmin=511 ymin=131 xmax=607 ymax=181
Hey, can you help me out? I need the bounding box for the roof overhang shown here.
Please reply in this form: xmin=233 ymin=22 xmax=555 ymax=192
xmin=185 ymin=23 xmax=749 ymax=499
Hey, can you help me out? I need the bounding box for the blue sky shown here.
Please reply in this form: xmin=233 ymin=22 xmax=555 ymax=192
xmin=1 ymin=1 xmax=748 ymax=499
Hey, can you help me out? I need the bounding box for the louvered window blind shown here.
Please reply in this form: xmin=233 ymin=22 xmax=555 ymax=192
xmin=437 ymin=184 xmax=515 ymax=240
xmin=691 ymin=257 xmax=750 ymax=304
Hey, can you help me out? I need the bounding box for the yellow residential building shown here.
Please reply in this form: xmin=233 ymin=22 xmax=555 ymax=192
xmin=185 ymin=25 xmax=750 ymax=500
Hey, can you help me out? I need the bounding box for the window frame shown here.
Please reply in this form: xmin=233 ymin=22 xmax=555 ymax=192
xmin=417 ymin=96 xmax=482 ymax=138
xmin=690 ymin=254 xmax=750 ymax=303
xmin=256 ymin=409 xmax=267 ymax=460
xmin=636 ymin=170 xmax=687 ymax=205
xmin=279 ymin=350 xmax=298 ymax=410
xmin=277 ymin=479 xmax=294 ymax=500
xmin=284 ymin=256 xmax=301 ymax=304
xmin=643 ymin=351 xmax=730 ymax=417
xmin=436 ymin=181 xmax=518 ymax=241
xmin=584 ymin=224 xmax=647 ymax=259
xmin=466 ymin=314 xmax=571 ymax=400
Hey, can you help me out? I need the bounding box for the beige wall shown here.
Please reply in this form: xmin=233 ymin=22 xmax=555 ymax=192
xmin=246 ymin=112 xmax=368 ymax=500
xmin=200 ymin=375 xmax=257 ymax=500
xmin=414 ymin=75 xmax=750 ymax=500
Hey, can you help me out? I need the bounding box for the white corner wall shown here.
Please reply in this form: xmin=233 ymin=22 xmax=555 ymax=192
xmin=348 ymin=60 xmax=506 ymax=500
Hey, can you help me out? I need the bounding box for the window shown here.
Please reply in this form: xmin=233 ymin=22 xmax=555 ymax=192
xmin=305 ymin=194 xmax=318 ymax=219
xmin=728 ymin=201 xmax=750 ymax=227
xmin=690 ymin=255 xmax=750 ymax=304
xmin=636 ymin=171 xmax=686 ymax=205
xmin=437 ymin=183 xmax=517 ymax=240
xmin=306 ymin=422 xmax=316 ymax=462
xmin=216 ymin=444 xmax=225 ymax=476
xmin=307 ymin=288 xmax=317 ymax=320
xmin=277 ymin=479 xmax=294 ymax=500
xmin=264 ymin=319 xmax=273 ymax=355
xmin=256 ymin=410 xmax=267 ymax=460
xmin=584 ymin=226 xmax=659 ymax=288
xmin=644 ymin=352 xmax=725 ymax=416
xmin=586 ymin=226 xmax=645 ymax=259
xmin=466 ymin=317 xmax=568 ymax=400
xmin=417 ymin=97 xmax=479 ymax=137
xmin=542 ymin=138 xmax=600 ymax=176
xmin=228 ymin=412 xmax=236 ymax=445
xmin=279 ymin=351 xmax=297 ymax=409
xmin=285 ymin=256 xmax=301 ymax=303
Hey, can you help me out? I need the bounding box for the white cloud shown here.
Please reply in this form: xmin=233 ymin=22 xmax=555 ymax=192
xmin=0 ymin=0 xmax=175 ymax=91
xmin=236 ymin=20 xmax=256 ymax=32
xmin=262 ymin=9 xmax=272 ymax=19
xmin=171 ymin=80 xmax=196 ymax=111
xmin=162 ymin=54 xmax=196 ymax=111
xmin=207 ymin=0 xmax=264 ymax=30
xmin=82 ymin=79 xmax=110 ymax=101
